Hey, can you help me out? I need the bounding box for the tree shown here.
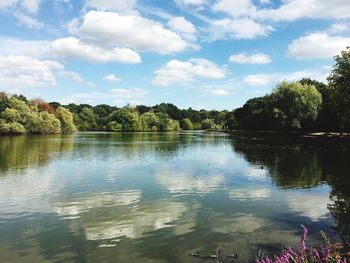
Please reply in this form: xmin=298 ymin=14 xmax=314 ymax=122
xmin=156 ymin=112 xmax=178 ymax=131
xmin=0 ymin=94 xmax=75 ymax=135
xmin=233 ymin=96 xmax=272 ymax=130
xmin=29 ymin=98 xmax=56 ymax=115
xmin=269 ymin=81 xmax=322 ymax=130
xmin=140 ymin=112 xmax=159 ymax=131
xmin=299 ymin=78 xmax=340 ymax=131
xmin=36 ymin=111 xmax=61 ymax=134
xmin=202 ymin=118 xmax=215 ymax=130
xmin=56 ymin=107 xmax=77 ymax=134
xmin=0 ymin=92 xmax=9 ymax=113
xmin=181 ymin=118 xmax=194 ymax=130
xmin=328 ymin=46 xmax=350 ymax=130
xmin=74 ymin=107 xmax=97 ymax=131
xmin=107 ymin=108 xmax=142 ymax=131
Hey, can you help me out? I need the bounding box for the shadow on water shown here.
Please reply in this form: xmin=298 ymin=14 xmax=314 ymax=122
xmin=229 ymin=132 xmax=350 ymax=245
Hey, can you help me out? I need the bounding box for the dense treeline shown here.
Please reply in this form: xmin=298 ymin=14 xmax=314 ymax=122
xmin=50 ymin=102 xmax=231 ymax=132
xmin=0 ymin=93 xmax=77 ymax=135
xmin=1 ymin=47 xmax=349 ymax=135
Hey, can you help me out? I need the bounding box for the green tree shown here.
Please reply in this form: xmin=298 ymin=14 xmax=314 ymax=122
xmin=74 ymin=107 xmax=97 ymax=131
xmin=108 ymin=108 xmax=142 ymax=131
xmin=181 ymin=118 xmax=193 ymax=130
xmin=328 ymin=47 xmax=350 ymax=130
xmin=156 ymin=112 xmax=179 ymax=131
xmin=299 ymin=78 xmax=340 ymax=131
xmin=270 ymin=81 xmax=322 ymax=130
xmin=140 ymin=112 xmax=159 ymax=131
xmin=56 ymin=107 xmax=77 ymax=134
xmin=0 ymin=120 xmax=26 ymax=134
xmin=36 ymin=111 xmax=61 ymax=134
xmin=202 ymin=118 xmax=215 ymax=130
xmin=0 ymin=92 xmax=9 ymax=113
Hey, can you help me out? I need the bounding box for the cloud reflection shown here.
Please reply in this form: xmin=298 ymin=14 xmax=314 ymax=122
xmin=156 ymin=168 xmax=224 ymax=195
xmin=229 ymin=188 xmax=272 ymax=201
xmin=54 ymin=190 xmax=141 ymax=218
xmin=244 ymin=166 xmax=268 ymax=181
xmin=212 ymin=213 xmax=270 ymax=234
xmin=83 ymin=201 xmax=189 ymax=240
xmin=287 ymin=192 xmax=330 ymax=221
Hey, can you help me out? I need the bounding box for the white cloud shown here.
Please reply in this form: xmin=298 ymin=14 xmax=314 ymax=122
xmin=58 ymin=70 xmax=95 ymax=86
xmin=0 ymin=0 xmax=41 ymax=13
xmin=14 ymin=12 xmax=43 ymax=29
xmin=20 ymin=0 xmax=41 ymax=14
xmin=277 ymin=69 xmax=329 ymax=83
xmin=229 ymin=53 xmax=271 ymax=64
xmin=63 ymin=88 xmax=147 ymax=106
xmin=257 ymin=0 xmax=350 ymax=21
xmin=51 ymin=37 xmax=141 ymax=63
xmin=211 ymin=89 xmax=229 ymax=96
xmin=0 ymin=0 xmax=17 ymax=9
xmin=85 ymin=0 xmax=136 ymax=11
xmin=0 ymin=55 xmax=63 ymax=89
xmin=0 ymin=37 xmax=50 ymax=58
xmin=153 ymin=58 xmax=226 ymax=86
xmin=288 ymin=33 xmax=350 ymax=59
xmin=58 ymin=70 xmax=83 ymax=83
xmin=168 ymin=16 xmax=196 ymax=34
xmin=174 ymin=0 xmax=205 ymax=6
xmin=104 ymin=74 xmax=121 ymax=83
xmin=212 ymin=0 xmax=256 ymax=17
xmin=328 ymin=22 xmax=349 ymax=34
xmin=76 ymin=11 xmax=188 ymax=54
xmin=241 ymin=68 xmax=330 ymax=88
xmin=242 ymin=74 xmax=271 ymax=86
xmin=111 ymin=88 xmax=146 ymax=99
xmin=328 ymin=23 xmax=350 ymax=34
xmin=210 ymin=17 xmax=272 ymax=40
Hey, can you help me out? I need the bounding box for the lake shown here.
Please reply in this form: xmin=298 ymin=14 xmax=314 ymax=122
xmin=0 ymin=131 xmax=349 ymax=262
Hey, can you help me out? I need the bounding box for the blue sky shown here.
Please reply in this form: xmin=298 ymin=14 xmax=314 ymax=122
xmin=0 ymin=0 xmax=349 ymax=110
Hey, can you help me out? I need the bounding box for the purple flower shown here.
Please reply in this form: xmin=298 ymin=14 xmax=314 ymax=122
xmin=300 ymin=225 xmax=308 ymax=256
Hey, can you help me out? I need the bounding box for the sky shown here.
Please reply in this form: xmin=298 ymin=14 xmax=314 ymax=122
xmin=0 ymin=0 xmax=349 ymax=110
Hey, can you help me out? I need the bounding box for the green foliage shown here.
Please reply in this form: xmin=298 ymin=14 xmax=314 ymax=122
xmin=56 ymin=107 xmax=77 ymax=134
xmin=73 ymin=107 xmax=97 ymax=131
xmin=181 ymin=118 xmax=194 ymax=130
xmin=107 ymin=108 xmax=142 ymax=131
xmin=234 ymin=81 xmax=322 ymax=131
xmin=140 ymin=111 xmax=159 ymax=131
xmin=270 ymin=81 xmax=322 ymax=129
xmin=0 ymin=92 xmax=9 ymax=113
xmin=328 ymin=46 xmax=350 ymax=129
xmin=202 ymin=118 xmax=215 ymax=130
xmin=0 ymin=94 xmax=75 ymax=135
xmin=0 ymin=120 xmax=26 ymax=134
xmin=35 ymin=111 xmax=61 ymax=134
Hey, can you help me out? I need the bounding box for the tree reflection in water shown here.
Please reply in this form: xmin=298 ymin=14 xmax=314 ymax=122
xmin=229 ymin=132 xmax=350 ymax=244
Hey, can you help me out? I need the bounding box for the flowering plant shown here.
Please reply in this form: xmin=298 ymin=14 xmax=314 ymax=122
xmin=256 ymin=225 xmax=349 ymax=263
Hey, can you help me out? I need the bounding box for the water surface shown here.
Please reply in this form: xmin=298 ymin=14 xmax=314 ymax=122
xmin=0 ymin=132 xmax=349 ymax=262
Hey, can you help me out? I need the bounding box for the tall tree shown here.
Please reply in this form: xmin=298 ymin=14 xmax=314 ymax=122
xmin=328 ymin=46 xmax=350 ymax=130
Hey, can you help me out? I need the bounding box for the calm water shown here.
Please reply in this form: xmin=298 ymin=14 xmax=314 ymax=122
xmin=0 ymin=132 xmax=349 ymax=262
